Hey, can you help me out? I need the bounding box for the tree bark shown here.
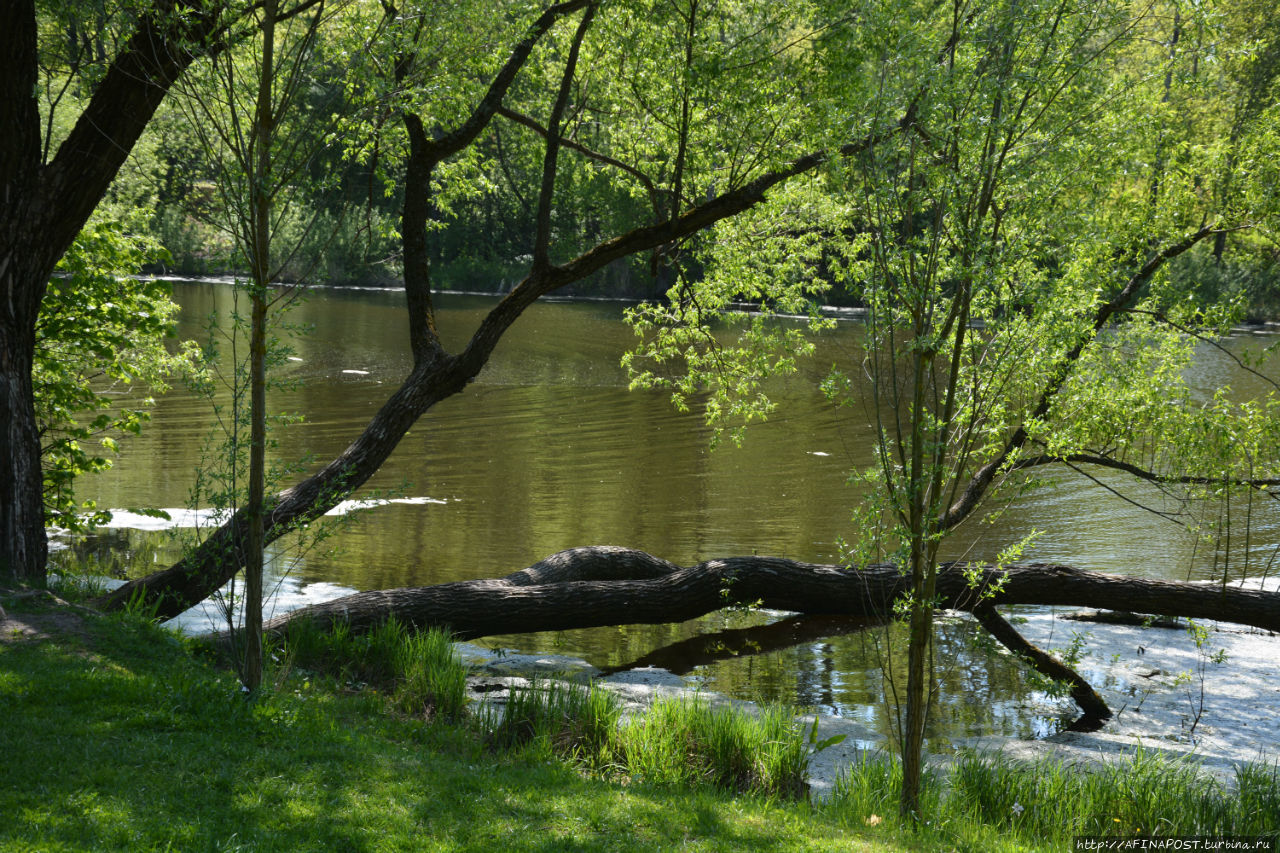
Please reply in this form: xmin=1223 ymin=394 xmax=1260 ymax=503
xmin=247 ymin=546 xmax=1280 ymax=640
xmin=0 ymin=307 xmax=45 ymax=580
xmin=225 ymin=547 xmax=1280 ymax=729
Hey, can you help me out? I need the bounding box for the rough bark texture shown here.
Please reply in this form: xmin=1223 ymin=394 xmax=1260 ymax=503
xmin=252 ymin=547 xmax=1280 ymax=640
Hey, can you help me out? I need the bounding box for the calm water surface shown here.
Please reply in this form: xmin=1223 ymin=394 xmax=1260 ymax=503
xmin=70 ymin=281 xmax=1280 ymax=749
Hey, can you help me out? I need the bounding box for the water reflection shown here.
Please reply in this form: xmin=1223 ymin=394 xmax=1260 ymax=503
xmin=69 ymin=281 xmax=1280 ymax=748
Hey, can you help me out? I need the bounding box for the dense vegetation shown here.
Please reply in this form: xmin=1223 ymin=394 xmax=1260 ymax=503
xmin=2 ymin=587 xmax=1276 ymax=851
xmin=5 ymin=0 xmax=1280 ymax=829
xmin=39 ymin=1 xmax=1280 ymax=309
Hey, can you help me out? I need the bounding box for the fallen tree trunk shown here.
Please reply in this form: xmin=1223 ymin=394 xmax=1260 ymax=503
xmin=229 ymin=546 xmax=1280 ymax=727
xmin=254 ymin=546 xmax=1280 ymax=639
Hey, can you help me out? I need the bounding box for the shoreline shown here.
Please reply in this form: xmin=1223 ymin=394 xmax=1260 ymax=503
xmin=456 ymin=606 xmax=1280 ymax=797
xmin=68 ymin=566 xmax=1280 ymax=792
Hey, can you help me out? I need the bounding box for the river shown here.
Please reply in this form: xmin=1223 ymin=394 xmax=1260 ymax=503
xmin=65 ymin=280 xmax=1280 ymax=749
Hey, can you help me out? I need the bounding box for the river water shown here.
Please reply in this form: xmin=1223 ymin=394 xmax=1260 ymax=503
xmin=66 ymin=280 xmax=1280 ymax=749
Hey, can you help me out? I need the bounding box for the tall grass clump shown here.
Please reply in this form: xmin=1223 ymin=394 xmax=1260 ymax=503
xmin=944 ymin=749 xmax=1280 ymax=842
xmin=615 ymin=698 xmax=810 ymax=799
xmin=831 ymin=752 xmax=941 ymax=828
xmin=277 ymin=617 xmax=468 ymax=721
xmin=484 ymin=679 xmax=621 ymax=766
xmin=392 ymin=627 xmax=469 ymax=722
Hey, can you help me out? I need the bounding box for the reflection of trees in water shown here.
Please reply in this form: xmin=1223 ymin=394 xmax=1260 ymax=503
xmin=598 ymin=611 xmax=1073 ymax=747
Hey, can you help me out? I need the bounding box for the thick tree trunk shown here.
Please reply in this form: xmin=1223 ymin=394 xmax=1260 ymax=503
xmin=1 ymin=1 xmax=51 ymax=581
xmin=0 ymin=311 xmax=46 ymax=581
xmin=250 ymin=547 xmax=1280 ymax=640
xmin=233 ymin=547 xmax=1278 ymax=730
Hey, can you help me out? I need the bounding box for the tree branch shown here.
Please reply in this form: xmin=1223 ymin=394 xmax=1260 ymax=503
xmin=1011 ymin=452 xmax=1280 ymax=490
xmin=496 ymin=105 xmax=663 ymax=216
xmin=940 ymin=223 xmax=1225 ymax=531
xmin=532 ymin=3 xmax=597 ymax=272
xmin=233 ymin=546 xmax=1280 ymax=643
xmin=972 ymin=602 xmax=1111 ymax=729
xmin=421 ymin=0 xmax=594 ymax=164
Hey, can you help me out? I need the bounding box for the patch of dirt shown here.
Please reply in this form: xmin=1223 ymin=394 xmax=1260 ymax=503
xmin=0 ymin=587 xmax=94 ymax=645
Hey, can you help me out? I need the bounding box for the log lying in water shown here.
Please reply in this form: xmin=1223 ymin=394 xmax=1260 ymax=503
xmin=256 ymin=546 xmax=1280 ymax=640
xmin=236 ymin=545 xmax=1280 ymax=727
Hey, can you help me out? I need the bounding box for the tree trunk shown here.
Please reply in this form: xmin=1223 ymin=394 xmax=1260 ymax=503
xmin=0 ymin=0 xmax=231 ymax=583
xmin=247 ymin=547 xmax=1280 ymax=640
xmin=229 ymin=547 xmax=1278 ymax=730
xmin=1 ymin=0 xmax=51 ymax=582
xmin=0 ymin=308 xmax=46 ymax=581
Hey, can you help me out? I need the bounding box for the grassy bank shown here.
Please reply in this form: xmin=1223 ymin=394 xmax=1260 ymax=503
xmin=2 ymin=587 xmax=1277 ymax=852
xmin=0 ymin=592 xmax=890 ymax=852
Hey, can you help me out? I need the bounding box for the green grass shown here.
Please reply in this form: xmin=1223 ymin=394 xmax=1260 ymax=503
xmin=485 ymin=683 xmax=808 ymax=798
xmin=4 ymin=586 xmax=1279 ymax=852
xmin=824 ymin=748 xmax=1280 ymax=850
xmin=613 ymin=698 xmax=810 ymax=799
xmin=0 ymin=595 xmax=891 ymax=852
xmin=483 ymin=678 xmax=622 ymax=766
xmin=276 ymin=616 xmax=469 ymax=721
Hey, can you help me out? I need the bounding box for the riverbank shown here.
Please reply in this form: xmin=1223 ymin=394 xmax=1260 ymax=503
xmin=4 ymin=586 xmax=1277 ymax=851
xmin=454 ymin=601 xmax=1280 ymax=798
xmin=0 ymin=588 xmax=885 ymax=853
xmin=62 ymin=558 xmax=1280 ymax=789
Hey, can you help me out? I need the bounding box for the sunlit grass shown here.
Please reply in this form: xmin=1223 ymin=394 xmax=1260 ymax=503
xmin=5 ymin=584 xmax=1279 ymax=852
xmin=276 ymin=615 xmax=469 ymax=721
xmin=0 ymin=593 xmax=889 ymax=852
xmin=828 ymin=750 xmax=1280 ymax=850
xmin=613 ymin=697 xmax=810 ymax=798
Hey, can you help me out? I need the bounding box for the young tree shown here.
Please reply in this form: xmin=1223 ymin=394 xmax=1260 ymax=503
xmin=174 ymin=0 xmax=347 ymax=688
xmin=626 ymin=0 xmax=1276 ymax=819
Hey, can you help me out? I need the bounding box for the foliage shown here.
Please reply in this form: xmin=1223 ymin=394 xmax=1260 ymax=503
xmin=35 ymin=221 xmax=198 ymax=531
xmin=624 ymin=0 xmax=1280 ymax=822
xmin=612 ymin=697 xmax=813 ymax=799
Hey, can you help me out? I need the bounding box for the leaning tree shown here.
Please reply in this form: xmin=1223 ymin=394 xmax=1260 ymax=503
xmin=99 ymin=0 xmax=914 ymax=615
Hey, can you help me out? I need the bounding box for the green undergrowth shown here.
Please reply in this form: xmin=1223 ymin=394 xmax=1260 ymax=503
xmin=275 ymin=616 xmax=469 ymax=722
xmin=3 ymin=587 xmax=1279 ymax=851
xmin=0 ymin=596 xmax=888 ymax=852
xmin=612 ymin=695 xmax=810 ymax=798
xmin=834 ymin=750 xmax=1280 ymax=849
xmin=485 ymin=681 xmax=810 ymax=798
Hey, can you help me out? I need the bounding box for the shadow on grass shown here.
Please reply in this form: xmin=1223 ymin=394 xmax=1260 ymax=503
xmin=0 ymin=618 xmax=877 ymax=852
